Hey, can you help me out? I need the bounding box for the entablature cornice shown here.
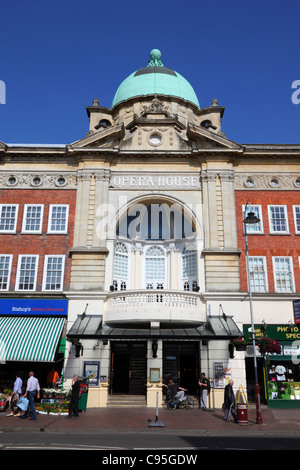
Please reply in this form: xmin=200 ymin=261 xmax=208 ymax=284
xmin=235 ymin=172 xmax=300 ymax=190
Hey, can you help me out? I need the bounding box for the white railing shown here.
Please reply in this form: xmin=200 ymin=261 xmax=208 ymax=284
xmin=105 ymin=290 xmax=204 ymax=324
xmin=109 ymin=290 xmax=199 ymax=307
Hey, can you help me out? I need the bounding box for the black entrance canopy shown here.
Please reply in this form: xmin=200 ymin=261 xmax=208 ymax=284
xmin=67 ymin=314 xmax=242 ymax=342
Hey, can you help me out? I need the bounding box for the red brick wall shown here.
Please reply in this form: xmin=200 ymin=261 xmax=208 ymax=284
xmin=235 ymin=191 xmax=300 ymax=293
xmin=0 ymin=189 xmax=76 ymax=291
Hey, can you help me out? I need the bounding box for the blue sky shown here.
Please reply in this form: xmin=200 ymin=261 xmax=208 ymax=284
xmin=1 ymin=0 xmax=300 ymax=145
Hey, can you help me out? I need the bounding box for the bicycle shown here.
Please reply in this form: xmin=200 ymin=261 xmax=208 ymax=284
xmin=167 ymin=393 xmax=196 ymax=410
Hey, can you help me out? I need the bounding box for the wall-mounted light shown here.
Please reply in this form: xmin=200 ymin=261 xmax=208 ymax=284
xmin=152 ymin=340 xmax=158 ymax=358
xmin=228 ymin=342 xmax=235 ymax=359
xmin=260 ymin=320 xmax=267 ymax=334
xmin=72 ymin=340 xmax=84 ymax=358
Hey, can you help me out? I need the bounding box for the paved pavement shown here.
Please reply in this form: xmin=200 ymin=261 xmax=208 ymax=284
xmin=1 ymin=405 xmax=300 ymax=436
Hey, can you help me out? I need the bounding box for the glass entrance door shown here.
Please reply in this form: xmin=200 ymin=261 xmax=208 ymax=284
xmin=111 ymin=342 xmax=147 ymax=395
xmin=163 ymin=342 xmax=199 ymax=395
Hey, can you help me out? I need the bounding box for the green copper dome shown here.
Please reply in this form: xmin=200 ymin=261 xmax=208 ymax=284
xmin=112 ymin=49 xmax=199 ymax=108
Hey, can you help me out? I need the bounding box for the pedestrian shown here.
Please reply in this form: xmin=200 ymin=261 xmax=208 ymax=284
xmin=66 ymin=375 xmax=80 ymax=419
xmin=223 ymin=379 xmax=238 ymax=423
xmin=7 ymin=372 xmax=23 ymax=417
xmin=20 ymin=371 xmax=40 ymax=420
xmin=46 ymin=367 xmax=59 ymax=388
xmin=198 ymin=372 xmax=210 ymax=410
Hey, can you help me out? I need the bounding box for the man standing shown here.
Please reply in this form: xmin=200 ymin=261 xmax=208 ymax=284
xmin=21 ymin=371 xmax=40 ymax=420
xmin=7 ymin=372 xmax=23 ymax=416
xmin=223 ymin=379 xmax=238 ymax=423
xmin=198 ymin=372 xmax=210 ymax=410
xmin=67 ymin=375 xmax=80 ymax=419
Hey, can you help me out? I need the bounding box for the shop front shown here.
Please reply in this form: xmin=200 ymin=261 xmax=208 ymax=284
xmin=0 ymin=298 xmax=68 ymax=393
xmin=66 ymin=313 xmax=243 ymax=408
xmin=244 ymin=323 xmax=300 ymax=408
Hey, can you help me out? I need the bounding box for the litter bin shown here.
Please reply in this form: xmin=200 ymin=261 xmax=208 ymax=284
xmin=78 ymin=378 xmax=89 ymax=412
xmin=237 ymin=403 xmax=248 ymax=425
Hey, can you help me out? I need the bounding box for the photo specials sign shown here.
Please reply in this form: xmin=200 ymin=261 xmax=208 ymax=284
xmin=0 ymin=298 xmax=68 ymax=316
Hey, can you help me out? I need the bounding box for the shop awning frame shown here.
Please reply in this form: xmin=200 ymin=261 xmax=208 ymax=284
xmin=67 ymin=314 xmax=242 ymax=341
xmin=0 ymin=316 xmax=66 ymax=362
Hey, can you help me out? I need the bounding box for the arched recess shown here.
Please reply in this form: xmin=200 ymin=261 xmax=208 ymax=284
xmin=108 ymin=194 xmax=204 ymax=292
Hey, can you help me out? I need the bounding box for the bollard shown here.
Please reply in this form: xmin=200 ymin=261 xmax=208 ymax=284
xmin=148 ymin=391 xmax=165 ymax=427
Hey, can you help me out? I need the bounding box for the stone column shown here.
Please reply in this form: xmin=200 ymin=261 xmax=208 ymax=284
xmin=219 ymin=170 xmax=238 ymax=249
xmin=73 ymin=170 xmax=92 ymax=248
xmin=93 ymin=169 xmax=111 ymax=247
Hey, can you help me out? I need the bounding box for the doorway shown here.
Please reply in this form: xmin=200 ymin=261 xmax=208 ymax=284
xmin=111 ymin=342 xmax=147 ymax=395
xmin=163 ymin=342 xmax=199 ymax=395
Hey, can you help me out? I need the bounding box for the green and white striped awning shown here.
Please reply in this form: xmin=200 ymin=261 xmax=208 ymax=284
xmin=0 ymin=316 xmax=65 ymax=362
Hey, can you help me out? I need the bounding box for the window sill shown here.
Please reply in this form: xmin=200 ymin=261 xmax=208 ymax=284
xmin=269 ymin=233 xmax=291 ymax=236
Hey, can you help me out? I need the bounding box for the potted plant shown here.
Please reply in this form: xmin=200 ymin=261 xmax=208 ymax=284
xmin=0 ymin=393 xmax=9 ymax=411
xmin=42 ymin=388 xmax=55 ymax=399
xmin=53 ymin=389 xmax=68 ymax=400
xmin=257 ymin=336 xmax=281 ymax=355
xmin=232 ymin=338 xmax=249 ymax=351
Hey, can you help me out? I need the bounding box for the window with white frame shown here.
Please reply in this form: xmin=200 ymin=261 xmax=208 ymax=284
xmin=293 ymin=206 xmax=300 ymax=234
xmin=182 ymin=247 xmax=198 ymax=291
xmin=243 ymin=204 xmax=263 ymax=233
xmin=273 ymin=257 xmax=294 ymax=292
xmin=22 ymin=205 xmax=43 ymax=233
xmin=0 ymin=204 xmax=18 ymax=233
xmin=0 ymin=255 xmax=12 ymax=290
xmin=268 ymin=205 xmax=289 ymax=233
xmin=48 ymin=205 xmax=69 ymax=233
xmin=16 ymin=255 xmax=38 ymax=291
xmin=43 ymin=255 xmax=65 ymax=291
xmin=248 ymin=257 xmax=267 ymax=292
xmin=113 ymin=242 xmax=129 ymax=290
xmin=145 ymin=246 xmax=166 ymax=289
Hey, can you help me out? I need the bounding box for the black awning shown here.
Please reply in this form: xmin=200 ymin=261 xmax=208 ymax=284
xmin=67 ymin=314 xmax=242 ymax=341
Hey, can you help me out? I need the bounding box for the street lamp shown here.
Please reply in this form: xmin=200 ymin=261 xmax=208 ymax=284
xmin=243 ymin=202 xmax=263 ymax=425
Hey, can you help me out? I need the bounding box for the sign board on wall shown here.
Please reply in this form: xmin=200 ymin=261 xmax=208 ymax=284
xmin=0 ymin=298 xmax=68 ymax=316
xmin=293 ymin=300 xmax=300 ymax=325
xmin=243 ymin=324 xmax=300 ymax=341
xmin=213 ymin=362 xmax=232 ymax=389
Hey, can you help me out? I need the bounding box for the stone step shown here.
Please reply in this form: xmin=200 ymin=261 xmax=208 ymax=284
xmin=107 ymin=395 xmax=147 ymax=407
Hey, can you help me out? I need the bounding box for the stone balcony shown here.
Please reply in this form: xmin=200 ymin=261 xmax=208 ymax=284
xmin=104 ymin=289 xmax=205 ymax=327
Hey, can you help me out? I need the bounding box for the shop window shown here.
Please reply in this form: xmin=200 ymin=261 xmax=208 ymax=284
xmin=0 ymin=204 xmax=18 ymax=233
xmin=267 ymin=359 xmax=300 ymax=401
xmin=0 ymin=254 xmax=12 ymax=290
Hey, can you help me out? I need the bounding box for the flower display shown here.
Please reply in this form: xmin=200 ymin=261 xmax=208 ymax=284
xmin=257 ymin=337 xmax=281 ymax=355
xmin=233 ymin=338 xmax=249 ymax=346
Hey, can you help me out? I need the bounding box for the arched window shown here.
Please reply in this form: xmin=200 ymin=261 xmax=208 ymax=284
xmin=113 ymin=242 xmax=129 ymax=290
xmin=145 ymin=246 xmax=166 ymax=289
xmin=182 ymin=247 xmax=198 ymax=291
